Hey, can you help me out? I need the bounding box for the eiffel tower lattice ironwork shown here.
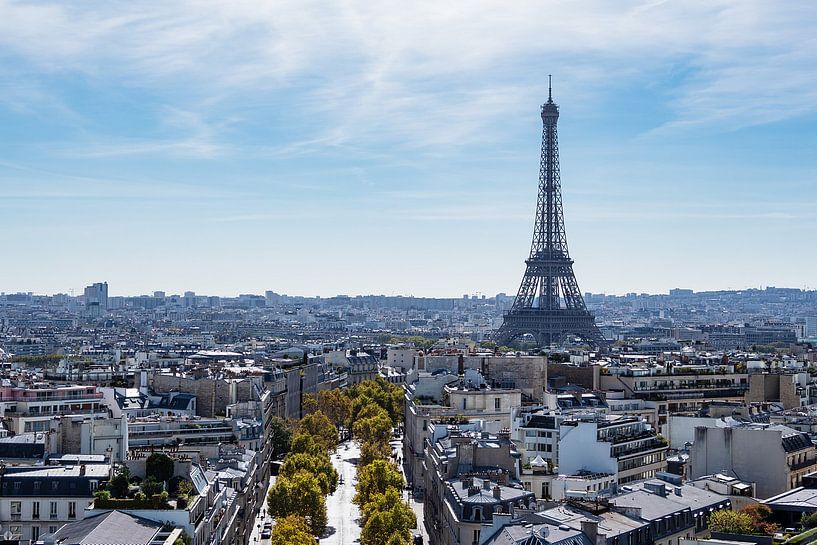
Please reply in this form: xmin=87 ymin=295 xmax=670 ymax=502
xmin=496 ymin=79 xmax=606 ymax=348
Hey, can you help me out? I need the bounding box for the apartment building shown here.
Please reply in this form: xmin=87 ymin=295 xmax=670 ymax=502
xmin=0 ymin=385 xmax=108 ymax=434
xmin=0 ymin=463 xmax=110 ymax=544
xmin=559 ymin=414 xmax=668 ymax=484
xmin=403 ymin=370 xmax=520 ymax=496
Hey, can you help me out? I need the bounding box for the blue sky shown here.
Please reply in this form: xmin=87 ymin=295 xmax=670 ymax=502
xmin=2 ymin=1 xmax=817 ymax=297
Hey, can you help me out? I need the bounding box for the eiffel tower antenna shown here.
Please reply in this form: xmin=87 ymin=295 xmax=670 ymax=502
xmin=495 ymin=82 xmax=606 ymax=348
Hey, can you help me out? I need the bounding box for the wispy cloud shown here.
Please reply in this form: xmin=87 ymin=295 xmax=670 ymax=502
xmin=1 ymin=1 xmax=816 ymax=153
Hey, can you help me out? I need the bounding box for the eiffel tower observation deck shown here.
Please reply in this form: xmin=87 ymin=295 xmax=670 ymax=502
xmin=495 ymin=79 xmax=606 ymax=348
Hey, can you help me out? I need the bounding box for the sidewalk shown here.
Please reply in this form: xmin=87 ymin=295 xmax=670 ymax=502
xmin=248 ymin=475 xmax=276 ymax=545
xmin=392 ymin=438 xmax=429 ymax=544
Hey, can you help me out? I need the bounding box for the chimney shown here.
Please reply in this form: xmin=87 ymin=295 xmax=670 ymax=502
xmin=483 ymin=479 xmax=492 ymax=490
xmin=79 ymin=464 xmax=86 ymax=476
xmin=493 ymin=485 xmax=501 ymax=499
xmin=674 ymin=486 xmax=682 ymax=496
xmin=458 ymin=354 xmax=464 ymax=375
xmin=581 ymin=520 xmax=598 ymax=544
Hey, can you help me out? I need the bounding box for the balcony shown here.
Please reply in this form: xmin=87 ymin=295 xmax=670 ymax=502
xmin=16 ymin=408 xmax=108 ymax=418
xmin=790 ymin=459 xmax=817 ymax=471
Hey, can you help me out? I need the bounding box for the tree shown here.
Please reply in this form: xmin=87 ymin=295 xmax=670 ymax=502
xmin=359 ymin=440 xmax=391 ymax=467
xmin=384 ymin=535 xmax=412 ymax=545
xmin=290 ymin=432 xmax=329 ymax=456
xmin=268 ymin=470 xmax=327 ymax=535
xmin=270 ymin=416 xmax=293 ymax=459
xmin=360 ymin=487 xmax=412 ymax=525
xmin=279 ymin=452 xmax=338 ymax=495
xmin=297 ymin=411 xmax=338 ymax=451
xmin=349 ymin=379 xmax=403 ymax=426
xmin=305 ymin=390 xmax=352 ymax=430
xmin=741 ymin=504 xmax=778 ymax=535
xmin=353 ymin=411 xmax=393 ymax=446
xmin=802 ymin=512 xmax=817 ymax=529
xmin=360 ymin=501 xmax=416 ymax=545
xmin=269 ymin=516 xmax=316 ymax=545
xmin=108 ymin=465 xmax=131 ymax=498
xmin=146 ymin=453 xmax=174 ymax=483
xmin=141 ymin=477 xmax=164 ymax=496
xmin=354 ymin=460 xmax=404 ymax=506
xmin=709 ymin=510 xmax=755 ymax=535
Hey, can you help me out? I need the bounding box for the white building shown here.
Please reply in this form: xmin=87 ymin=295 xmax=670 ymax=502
xmin=0 ymin=463 xmax=110 ymax=543
xmin=558 ymin=414 xmax=667 ymax=484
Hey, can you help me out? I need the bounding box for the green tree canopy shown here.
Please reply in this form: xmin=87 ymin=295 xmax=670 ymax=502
xmin=268 ymin=470 xmax=327 ymax=535
xmin=360 ymin=487 xmax=413 ymax=526
xmin=304 ymin=390 xmax=352 ymax=429
xmin=360 ymin=498 xmax=417 ymax=545
xmin=290 ymin=432 xmax=331 ymax=456
xmin=297 ymin=410 xmax=338 ymax=451
xmin=279 ymin=452 xmax=338 ymax=495
xmin=108 ymin=465 xmax=131 ymax=498
xmin=270 ymin=416 xmax=293 ymax=459
xmin=709 ymin=510 xmax=755 ymax=535
xmin=353 ymin=410 xmax=393 ymax=446
xmin=269 ymin=515 xmax=316 ymax=545
xmin=349 ymin=378 xmax=403 ymax=426
xmin=146 ymin=453 xmax=174 ymax=483
xmin=141 ymin=477 xmax=164 ymax=496
xmin=354 ymin=460 xmax=404 ymax=506
xmin=359 ymin=440 xmax=391 ymax=467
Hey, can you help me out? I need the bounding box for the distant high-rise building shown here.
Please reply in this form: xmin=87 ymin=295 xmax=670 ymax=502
xmin=84 ymin=282 xmax=108 ymax=317
xmin=183 ymin=291 xmax=196 ymax=308
xmin=669 ymin=288 xmax=694 ymax=297
xmin=806 ymin=316 xmax=817 ymax=337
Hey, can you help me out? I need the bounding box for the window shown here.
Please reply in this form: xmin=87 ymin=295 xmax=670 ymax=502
xmin=68 ymin=501 xmax=76 ymax=518
xmin=494 ymin=398 xmax=501 ymax=410
xmin=48 ymin=526 xmax=57 ymax=534
xmin=10 ymin=501 xmax=21 ymax=518
xmin=50 ymin=501 xmax=57 ymax=519
xmin=9 ymin=526 xmax=20 ymax=538
xmin=31 ymin=526 xmax=40 ymax=541
xmin=90 ymin=480 xmax=98 ymax=492
xmin=32 ymin=501 xmax=40 ymax=519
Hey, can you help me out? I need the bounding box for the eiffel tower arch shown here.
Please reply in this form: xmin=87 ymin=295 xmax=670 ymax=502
xmin=495 ymin=80 xmax=606 ymax=348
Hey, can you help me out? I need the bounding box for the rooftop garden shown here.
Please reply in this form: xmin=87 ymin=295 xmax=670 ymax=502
xmin=94 ymin=453 xmax=197 ymax=510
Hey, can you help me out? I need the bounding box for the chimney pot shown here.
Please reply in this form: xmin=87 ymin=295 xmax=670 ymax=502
xmin=493 ymin=485 xmax=501 ymax=499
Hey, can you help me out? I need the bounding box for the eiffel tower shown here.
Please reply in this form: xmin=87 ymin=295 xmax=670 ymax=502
xmin=496 ymin=79 xmax=606 ymax=348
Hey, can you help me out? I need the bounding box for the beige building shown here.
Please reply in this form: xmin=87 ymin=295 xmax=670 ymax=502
xmin=688 ymin=424 xmax=817 ymax=498
xmin=746 ymin=372 xmax=811 ymax=409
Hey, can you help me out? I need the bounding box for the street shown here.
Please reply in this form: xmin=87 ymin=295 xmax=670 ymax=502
xmin=248 ymin=475 xmax=276 ymax=545
xmin=323 ymin=440 xmax=362 ymax=545
xmin=254 ymin=437 xmax=428 ymax=545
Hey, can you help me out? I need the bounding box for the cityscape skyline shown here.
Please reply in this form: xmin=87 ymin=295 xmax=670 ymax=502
xmin=2 ymin=2 xmax=817 ymax=297
xmin=5 ymin=282 xmax=817 ymax=300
